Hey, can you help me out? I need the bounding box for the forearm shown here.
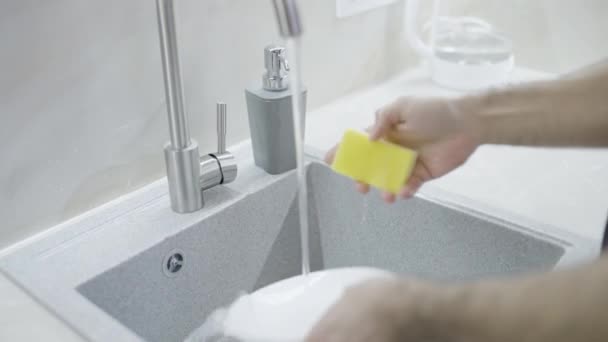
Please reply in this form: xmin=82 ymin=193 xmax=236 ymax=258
xmin=471 ymin=61 xmax=608 ymax=147
xmin=436 ymin=256 xmax=608 ymax=342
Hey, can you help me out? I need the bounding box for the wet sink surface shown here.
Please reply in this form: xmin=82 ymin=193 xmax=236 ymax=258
xmin=0 ymin=162 xmax=595 ymax=342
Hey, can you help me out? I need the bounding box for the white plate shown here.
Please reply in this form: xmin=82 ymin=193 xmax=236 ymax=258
xmin=190 ymin=267 xmax=393 ymax=342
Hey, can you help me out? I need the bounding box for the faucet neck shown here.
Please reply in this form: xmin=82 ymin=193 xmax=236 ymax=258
xmin=156 ymin=0 xmax=191 ymax=150
xmin=271 ymin=0 xmax=303 ymax=38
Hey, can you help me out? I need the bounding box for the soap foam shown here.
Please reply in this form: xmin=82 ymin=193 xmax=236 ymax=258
xmin=185 ymin=267 xmax=393 ymax=342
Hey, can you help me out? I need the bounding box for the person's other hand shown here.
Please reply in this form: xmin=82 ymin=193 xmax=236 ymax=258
xmin=306 ymin=277 xmax=444 ymax=342
xmin=325 ymin=96 xmax=482 ymax=203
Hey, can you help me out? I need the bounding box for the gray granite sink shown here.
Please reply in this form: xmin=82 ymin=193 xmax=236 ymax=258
xmin=0 ymin=161 xmax=596 ymax=342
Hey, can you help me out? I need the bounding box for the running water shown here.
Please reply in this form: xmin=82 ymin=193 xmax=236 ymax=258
xmin=286 ymin=37 xmax=310 ymax=275
xmin=185 ymin=37 xmax=312 ymax=342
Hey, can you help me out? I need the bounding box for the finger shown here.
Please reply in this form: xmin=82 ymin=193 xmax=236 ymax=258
xmin=370 ymin=108 xmax=403 ymax=141
xmin=324 ymin=145 xmax=338 ymax=164
xmin=382 ymin=192 xmax=396 ymax=204
xmin=399 ymin=164 xmax=430 ymax=199
xmin=384 ymin=125 xmax=428 ymax=149
xmin=356 ymin=182 xmax=370 ymax=194
xmin=399 ymin=178 xmax=422 ymax=199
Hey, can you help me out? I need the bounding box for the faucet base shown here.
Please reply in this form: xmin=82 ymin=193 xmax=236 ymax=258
xmin=164 ymin=141 xmax=203 ymax=213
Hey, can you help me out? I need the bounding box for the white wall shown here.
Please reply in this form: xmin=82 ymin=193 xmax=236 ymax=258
xmin=0 ymin=0 xmax=411 ymax=250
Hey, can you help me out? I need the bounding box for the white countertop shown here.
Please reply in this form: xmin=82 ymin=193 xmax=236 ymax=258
xmin=2 ymin=66 xmax=607 ymax=341
xmin=0 ymin=271 xmax=83 ymax=341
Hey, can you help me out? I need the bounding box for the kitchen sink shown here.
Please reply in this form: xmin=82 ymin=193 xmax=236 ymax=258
xmin=0 ymin=161 xmax=595 ymax=342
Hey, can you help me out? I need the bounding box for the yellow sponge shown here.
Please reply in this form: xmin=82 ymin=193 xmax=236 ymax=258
xmin=331 ymin=130 xmax=418 ymax=194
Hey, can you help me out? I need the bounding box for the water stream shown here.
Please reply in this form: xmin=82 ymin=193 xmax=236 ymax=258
xmin=286 ymin=37 xmax=310 ymax=276
xmin=186 ymin=37 xmax=312 ymax=342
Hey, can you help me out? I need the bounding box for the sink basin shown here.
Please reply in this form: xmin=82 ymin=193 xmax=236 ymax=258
xmin=0 ymin=161 xmax=596 ymax=342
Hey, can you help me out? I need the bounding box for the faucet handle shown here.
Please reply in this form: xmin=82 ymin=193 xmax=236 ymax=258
xmin=216 ymin=102 xmax=227 ymax=154
xmin=200 ymin=101 xmax=237 ymax=190
xmin=212 ymin=102 xmax=237 ymax=185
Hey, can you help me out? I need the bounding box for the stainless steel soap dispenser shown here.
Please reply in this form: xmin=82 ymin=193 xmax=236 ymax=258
xmin=245 ymin=45 xmax=307 ymax=174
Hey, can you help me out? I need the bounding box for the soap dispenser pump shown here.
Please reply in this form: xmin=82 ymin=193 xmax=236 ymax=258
xmin=263 ymin=45 xmax=290 ymax=91
xmin=245 ymin=45 xmax=307 ymax=175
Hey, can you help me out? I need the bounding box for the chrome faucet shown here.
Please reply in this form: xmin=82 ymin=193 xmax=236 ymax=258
xmin=155 ymin=0 xmax=237 ymax=213
xmin=271 ymin=0 xmax=303 ymax=38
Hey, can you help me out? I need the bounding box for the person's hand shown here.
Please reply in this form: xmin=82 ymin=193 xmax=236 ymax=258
xmin=325 ymin=96 xmax=482 ymax=203
xmin=306 ymin=277 xmax=445 ymax=342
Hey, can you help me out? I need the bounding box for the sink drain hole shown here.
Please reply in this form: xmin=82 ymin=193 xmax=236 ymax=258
xmin=162 ymin=250 xmax=184 ymax=277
